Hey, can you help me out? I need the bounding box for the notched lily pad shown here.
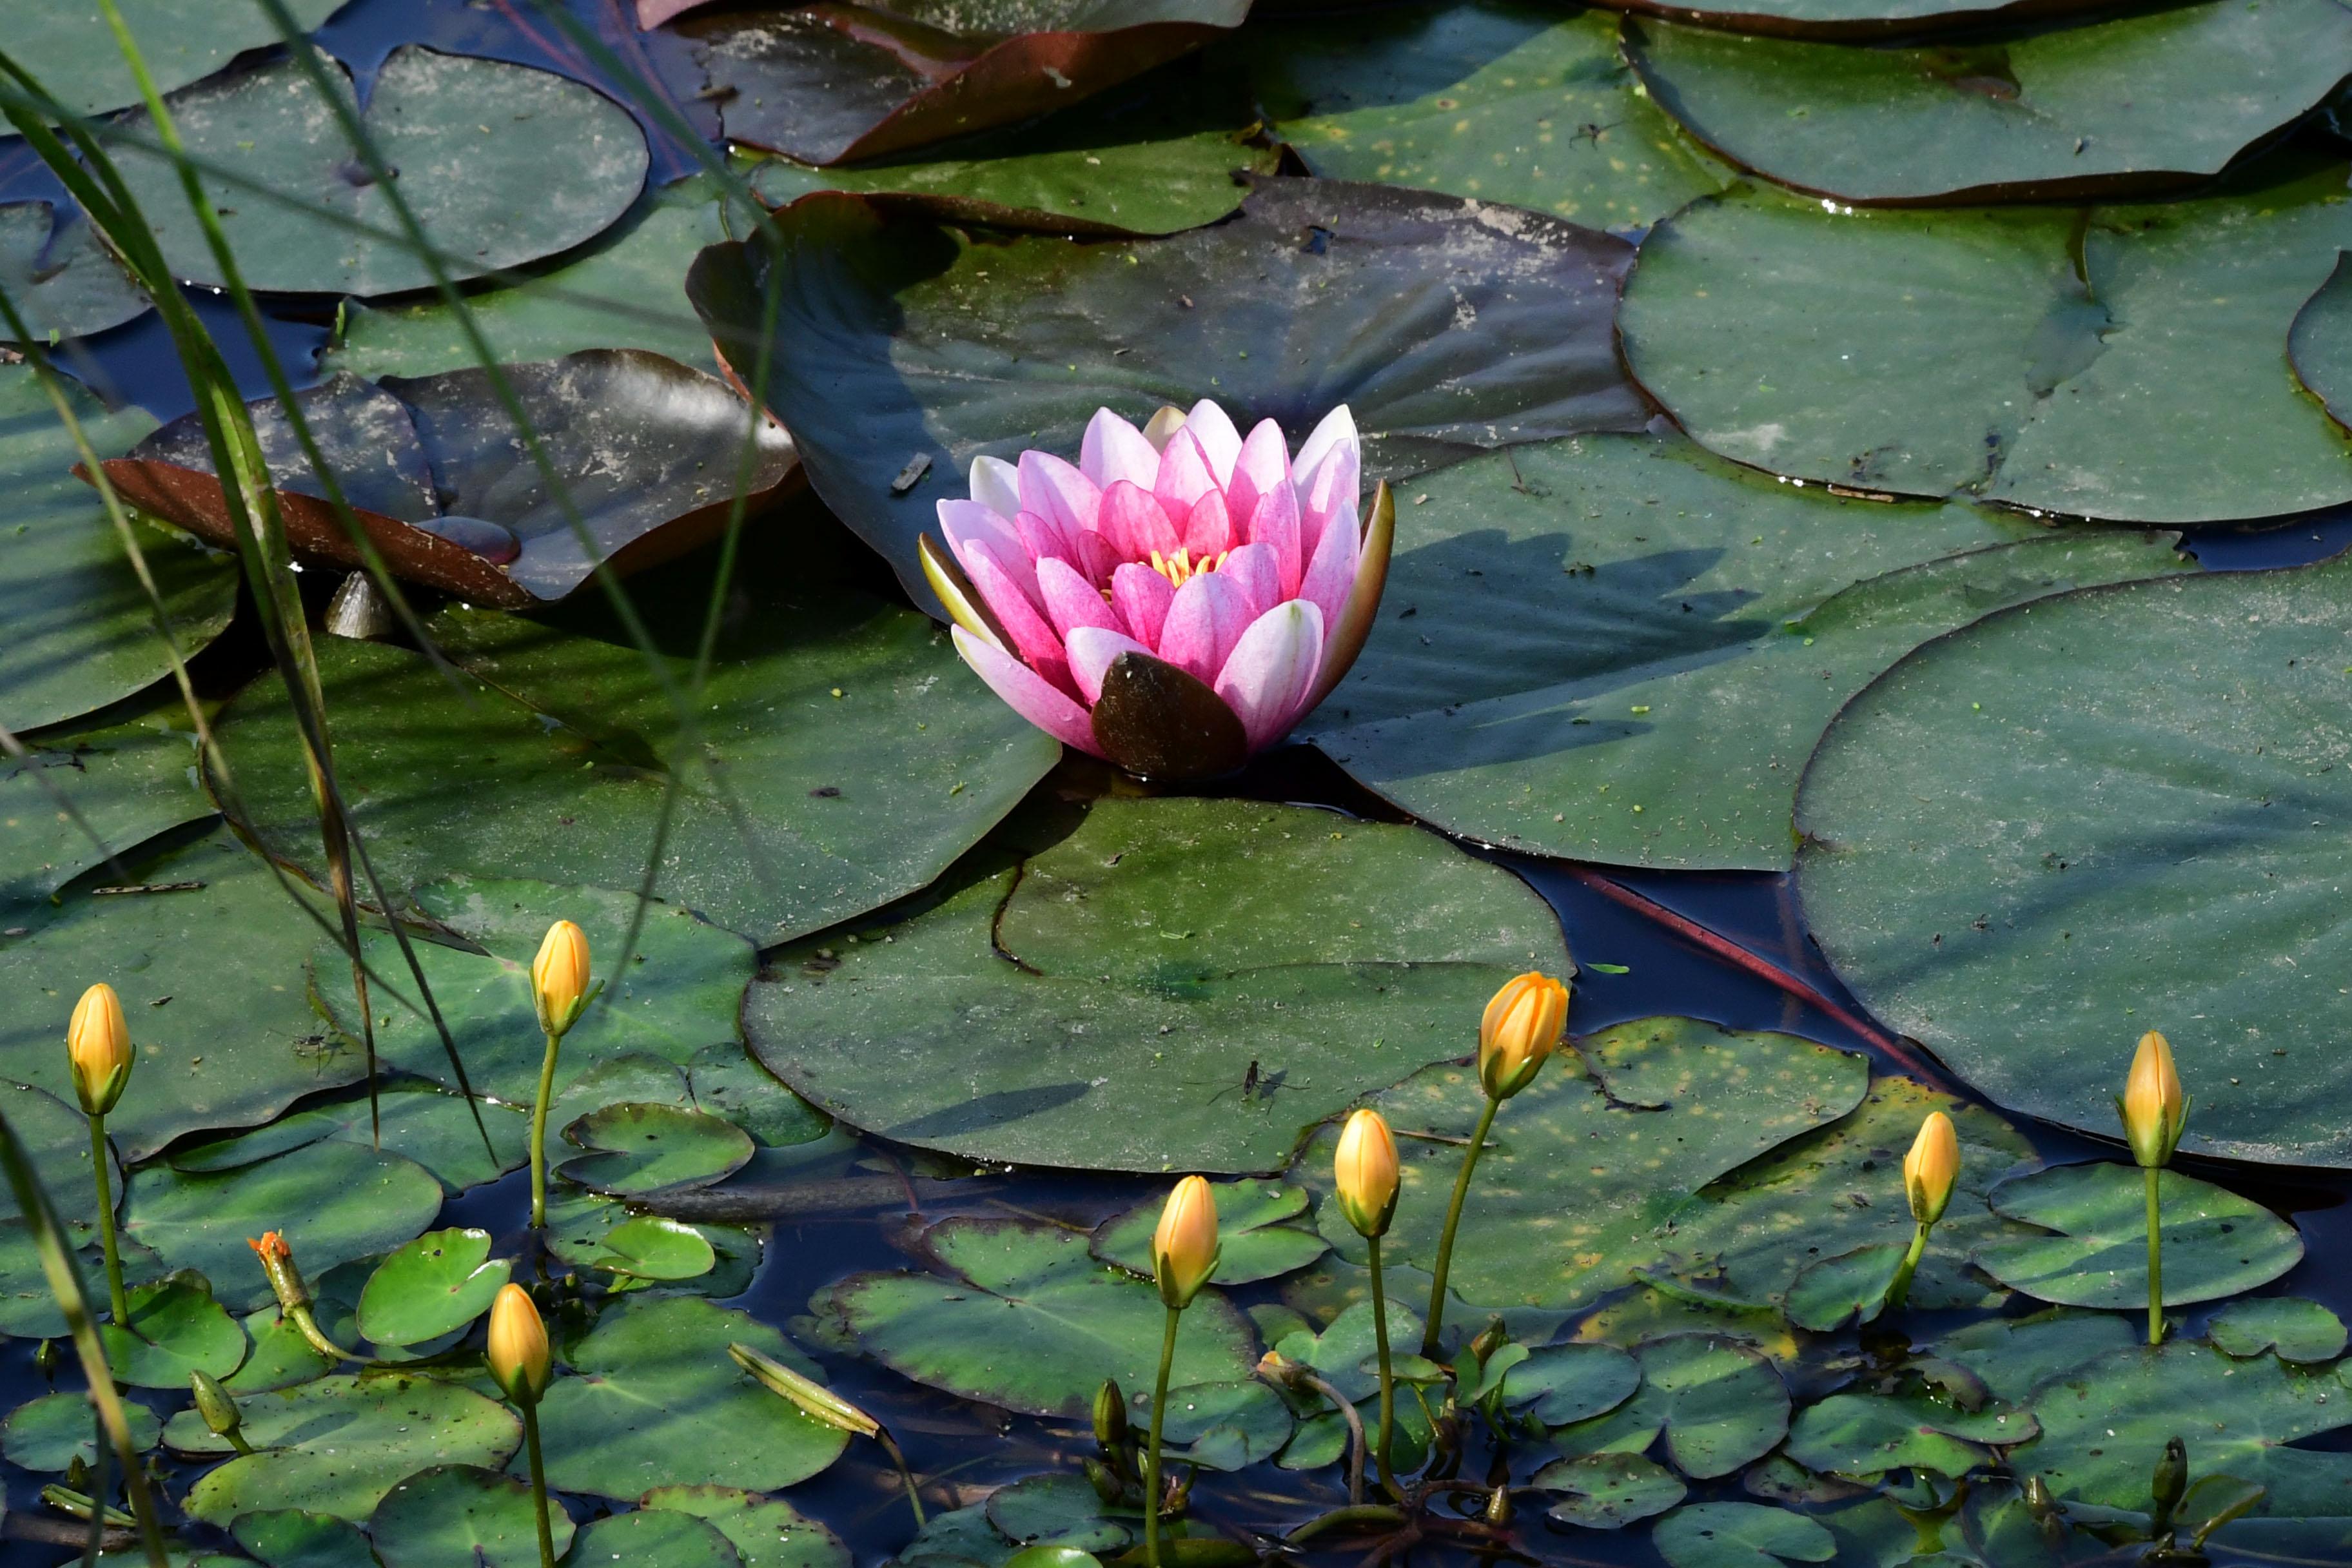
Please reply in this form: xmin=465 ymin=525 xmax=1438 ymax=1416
xmin=356 ymin=1228 xmax=511 ymax=1348
xmin=589 ymin=1215 xmax=720 ymax=1282
xmin=1092 ymin=1179 xmax=1327 ymax=1286
xmin=638 ymin=1485 xmax=850 ymax=1568
xmin=2210 ymin=1297 xmax=2349 ymax=1365
xmin=3 ymin=1389 xmax=162 ymax=1472
xmin=8 ymin=0 xmax=346 ymax=119
xmin=0 ymin=201 xmax=149 ymax=344
xmin=1502 ymin=1342 xmax=1642 ymax=1427
xmin=96 ymin=1273 xmax=248 ymax=1389
xmin=1553 ymin=1334 xmax=1790 ymax=1480
xmin=1971 ymin=1163 xmax=2302 ymax=1309
xmin=558 ymin=1101 xmax=756 ymax=1197
xmin=1533 ymin=1450 xmax=1687 ymax=1529
xmin=1785 ymin=1391 xmax=2034 ymax=1480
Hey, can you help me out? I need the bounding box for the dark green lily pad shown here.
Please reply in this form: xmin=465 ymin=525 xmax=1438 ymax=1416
xmin=564 ymin=1508 xmax=743 ymax=1568
xmin=1553 ymin=1334 xmax=1789 ymax=1480
xmin=589 ymin=1215 xmax=718 ymax=1282
xmin=1304 ymin=429 xmax=2186 ymax=869
xmin=687 ymin=1044 xmax=828 ymax=1150
xmin=1147 ymin=1378 xmax=1295 ymax=1471
xmin=1533 ymin=1451 xmax=1687 ymax=1529
xmin=553 ymin=1054 xmax=692 ymax=1126
xmin=0 ymin=1079 xmax=123 ymax=1233
xmin=819 ymin=1217 xmax=1257 ymax=1418
xmin=749 ymin=795 xmax=1567 ymax=1173
xmin=1238 ymin=2 xmax=1729 ymax=234
xmin=558 ymin=1102 xmax=756 ymax=1197
xmin=543 ymin=1189 xmax=752 ymax=1295
xmin=2 ymin=1388 xmax=161 ymax=1471
xmin=233 ymin=1510 xmax=375 ymax=1568
xmin=1932 ymin=1308 xmax=2139 ymax=1407
xmin=168 ymin=1371 xmax=521 ymax=1524
xmin=6 ymin=0 xmax=344 ymax=119
xmin=1092 ymin=1179 xmax=1326 ymax=1286
xmin=684 ymin=178 xmax=1644 ymax=610
xmin=0 ymin=201 xmax=148 ymax=344
xmin=1795 ymin=558 xmax=2352 ymax=1166
xmin=355 ymin=1228 xmax=510 ymax=1348
xmin=0 ymin=363 xmax=232 ymax=736
xmin=226 ymin=1306 xmax=337 ymax=1395
xmin=1653 ymin=1503 xmax=1836 ymax=1568
xmin=2211 ymin=1298 xmax=2349 ymax=1365
xmin=1972 ymin=1163 xmax=2303 ymax=1309
xmin=1298 ymin=1017 xmax=1865 ymax=1315
xmin=1271 ymin=1297 xmax=1422 ymax=1406
xmin=371 ymin=1464 xmax=577 ymax=1568
xmin=171 ymin=1081 xmax=529 ymax=1196
xmin=1780 ymin=1246 xmax=1904 ymax=1334
xmin=95 ymin=1273 xmax=247 ymax=1388
xmin=1786 ymin=1391 xmax=2032 ymax=1480
xmin=1621 ymin=161 xmax=2352 ymax=522
xmin=0 ymin=712 xmax=215 ymax=918
xmin=0 ymin=1220 xmax=162 ymax=1338
xmin=639 ymin=1486 xmax=849 ymax=1568
xmin=2292 ymin=251 xmax=2352 ymax=435
xmin=894 ymin=1502 xmax=1020 ymax=1568
xmin=1583 ymin=0 xmax=2133 ymax=41
xmin=112 ymin=45 xmax=647 ymax=297
xmin=1502 ymin=1342 xmax=1643 ymax=1426
xmin=1627 ymin=1 xmax=2352 ymax=205
xmin=534 ymin=1294 xmax=851 ymax=1498
xmin=987 ymin=1473 xmax=1138 ymax=1553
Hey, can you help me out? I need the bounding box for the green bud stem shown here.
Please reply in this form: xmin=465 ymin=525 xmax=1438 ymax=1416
xmin=876 ymin=1427 xmax=926 ymax=1528
xmin=520 ymin=1400 xmax=556 ymax=1568
xmin=2145 ymin=1163 xmax=2165 ymax=1346
xmin=1420 ymin=1095 xmax=1502 ymax=1359
xmin=88 ymin=1112 xmax=128 ymax=1327
xmin=529 ymin=1027 xmax=562 ymax=1230
xmin=286 ymin=1303 xmax=373 ymax=1367
xmin=1143 ymin=1304 xmax=1181 ymax=1568
xmin=1883 ymin=1219 xmax=1933 ymax=1312
xmin=1366 ymin=1234 xmax=1401 ymax=1504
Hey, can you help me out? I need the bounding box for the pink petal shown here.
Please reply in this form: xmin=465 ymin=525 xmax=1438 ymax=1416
xmin=1112 ymin=563 xmax=1173 ymax=650
xmin=1184 ymin=399 xmax=1242 ymax=484
xmin=964 ymin=547 xmax=1074 ymax=695
xmin=1072 ymin=531 xmax=1123 ymax=587
xmin=1219 ymin=541 xmax=1280 ymax=622
xmin=1018 ymin=451 xmax=1100 ymax=540
xmin=1291 ymin=406 xmax=1359 ymax=502
xmin=1154 ymin=429 xmax=1219 ymax=518
xmin=1064 ymin=625 xmax=1153 ymax=705
xmin=1082 ymin=409 xmax=1160 ymax=491
xmin=1099 ymin=480 xmax=1181 ymax=562
xmin=948 ymin=531 xmax=1044 ymax=620
xmin=1215 ymin=600 xmax=1325 ymax=752
xmin=1226 ymin=418 xmax=1291 ymax=527
xmin=1036 ymin=555 xmax=1122 ymax=641
xmin=1181 ymin=487 xmax=1233 ymax=560
xmin=1157 ymin=570 xmax=1251 ymax=686
xmin=1293 ymin=406 xmax=1362 ymax=560
xmin=969 ymin=455 xmax=1021 ymax=521
xmin=1297 ymin=499 xmax=1362 ymax=632
xmin=939 ymin=498 xmax=1030 ymax=573
xmin=953 ymin=627 xmax=1101 ymax=756
xmin=1246 ymin=481 xmax=1304 ymax=599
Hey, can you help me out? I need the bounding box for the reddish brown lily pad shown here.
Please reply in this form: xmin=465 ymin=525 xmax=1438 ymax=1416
xmin=95 ymin=350 xmax=797 ymax=608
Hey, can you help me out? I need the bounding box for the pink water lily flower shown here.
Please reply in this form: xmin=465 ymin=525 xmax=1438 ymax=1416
xmin=921 ymin=401 xmax=1394 ymax=780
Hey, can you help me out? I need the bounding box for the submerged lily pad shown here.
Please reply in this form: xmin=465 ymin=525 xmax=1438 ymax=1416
xmin=7 ymin=0 xmax=344 ymax=119
xmin=685 ymin=177 xmax=1644 ymax=609
xmin=747 ymin=796 xmax=1567 ymax=1173
xmin=1795 ymin=558 xmax=2352 ymax=1166
xmin=1092 ymin=1180 xmax=1327 ymax=1286
xmin=106 ymin=351 xmax=796 ymax=607
xmin=112 ymin=45 xmax=647 ymax=297
xmin=1652 ymin=1503 xmax=1835 ymax=1568
xmin=558 ymin=1102 xmax=755 ymax=1197
xmin=2210 ymin=1298 xmax=2349 ymax=1366
xmin=1533 ymin=1451 xmax=1687 ymax=1529
xmin=1971 ymin=1163 xmax=2303 ymax=1309
xmin=370 ymin=1464 xmax=576 ymax=1568
xmin=0 ymin=201 xmax=149 ymax=344
xmin=2 ymin=1388 xmax=162 ymax=1472
xmin=356 ymin=1229 xmax=511 ymax=1348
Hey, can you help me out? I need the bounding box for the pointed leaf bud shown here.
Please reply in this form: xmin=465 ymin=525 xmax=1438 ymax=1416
xmin=66 ymin=983 xmax=131 ymax=1115
xmin=485 ymin=1283 xmax=552 ymax=1407
xmin=1477 ymin=972 xmax=1569 ymax=1101
xmin=1092 ymin=1378 xmax=1129 ymax=1452
xmin=1903 ymin=1111 xmax=1961 ymax=1226
xmin=1152 ymin=1175 xmax=1220 ymax=1311
xmin=190 ymin=1369 xmax=241 ymax=1440
xmin=531 ymin=919 xmax=593 ymax=1039
xmin=729 ymin=1340 xmax=879 ymax=1438
xmin=2152 ymin=1435 xmax=2189 ymax=1527
xmin=1333 ymin=1108 xmax=1400 ymax=1239
xmin=246 ymin=1231 xmax=310 ymax=1312
xmin=2121 ymin=1030 xmax=2188 ymax=1168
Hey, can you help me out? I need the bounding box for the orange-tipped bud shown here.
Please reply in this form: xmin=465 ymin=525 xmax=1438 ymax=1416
xmin=531 ymin=920 xmax=593 ymax=1038
xmin=2121 ymin=1030 xmax=2188 ymax=1168
xmin=66 ymin=983 xmax=131 ymax=1116
xmin=1478 ymin=972 xmax=1569 ymax=1101
xmin=486 ymin=1283 xmax=552 ymax=1407
xmin=247 ymin=1231 xmax=309 ymax=1311
xmin=1152 ymin=1175 xmax=1220 ymax=1311
xmin=1903 ymin=1112 xmax=1961 ymax=1226
xmin=1333 ymin=1108 xmax=1400 ymax=1239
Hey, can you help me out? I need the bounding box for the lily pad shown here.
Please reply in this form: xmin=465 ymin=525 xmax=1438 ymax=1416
xmin=1794 ymin=558 xmax=2352 ymax=1166
xmin=106 ymin=351 xmax=796 ymax=607
xmin=1146 ymin=1378 xmax=1296 ymax=1471
xmin=169 ymin=1372 xmax=522 ymax=1524
xmin=1621 ymin=161 xmax=2352 ymax=523
xmin=172 ymin=1082 xmax=527 ymax=1197
xmin=0 ymin=1220 xmax=163 ymax=1338
xmin=1533 ymin=1451 xmax=1687 ymax=1529
xmin=0 ymin=1079 xmax=124 ymax=1233
xmin=1239 ymin=2 xmax=1730 ymax=234
xmin=558 ymin=1102 xmax=756 ymax=1197
xmin=1785 ymin=1391 xmax=2032 ymax=1480
xmin=687 ymin=1044 xmax=828 ymax=1150
xmin=0 ymin=712 xmax=215 ymax=917
xmin=1932 ymin=1308 xmax=2139 ymax=1406
xmin=356 ymin=1229 xmax=511 ymax=1348
xmin=2 ymin=1388 xmax=161 ymax=1472
xmin=1626 ymin=1 xmax=2352 ymax=205
xmin=233 ymin=1511 xmax=375 ymax=1568
xmin=543 ymin=1190 xmax=750 ymax=1294
xmin=1298 ymin=1016 xmax=1866 ymax=1315
xmin=987 ymin=1473 xmax=1137 ymax=1553
xmin=564 ymin=1509 xmax=743 ymax=1568
xmin=95 ymin=1273 xmax=248 ymax=1388
xmin=748 ymin=795 xmax=1567 ymax=1173
xmin=1553 ymin=1334 xmax=1790 ymax=1480
xmin=684 ymin=178 xmax=1645 ymax=610
xmin=1779 ymin=1246 xmax=1904 ymax=1334
xmin=1091 ymin=1180 xmax=1327 ymax=1286
xmin=1502 ymin=1342 xmax=1643 ymax=1426
xmin=533 ymin=1294 xmax=851 ymax=1497
xmin=227 ymin=1306 xmax=338 ymax=1395
xmin=6 ymin=0 xmax=345 ymax=119
xmin=1972 ymin=1162 xmax=2303 ymax=1309
xmin=589 ymin=1215 xmax=719 ymax=1282
xmin=818 ymin=1217 xmax=1257 ymax=1418
xmin=1271 ymin=1297 xmax=1424 ymax=1405
xmin=370 ymin=1464 xmax=578 ymax=1568
xmin=0 ymin=201 xmax=149 ymax=345
xmin=112 ymin=45 xmax=647 ymax=297
xmin=1583 ymin=0 xmax=2129 ymax=40
xmin=1652 ymin=1504 xmax=1835 ymax=1568
xmin=638 ymin=1487 xmax=850 ymax=1568
xmin=2211 ymin=1298 xmax=2350 ymax=1365
xmin=2293 ymin=251 xmax=2352 ymax=435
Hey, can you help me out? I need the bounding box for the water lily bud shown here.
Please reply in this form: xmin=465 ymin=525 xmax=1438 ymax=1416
xmin=1478 ymin=972 xmax=1569 ymax=1101
xmin=190 ymin=1369 xmax=241 ymax=1440
xmin=531 ymin=919 xmax=592 ymax=1038
xmin=246 ymin=1231 xmax=310 ymax=1311
xmin=486 ymin=1283 xmax=553 ymax=1407
xmin=2121 ymin=1030 xmax=2188 ymax=1168
xmin=1152 ymin=1175 xmax=1220 ymax=1311
xmin=1903 ymin=1111 xmax=1961 ymax=1226
xmin=1484 ymin=1483 xmax=1511 ymax=1526
xmin=1469 ymin=1318 xmax=1509 ymax=1365
xmin=1333 ymin=1108 xmax=1401 ymax=1239
xmin=1093 ymin=1378 xmax=1129 ymax=1452
xmin=2152 ymin=1435 xmax=2189 ymax=1526
xmin=66 ymin=983 xmax=131 ymax=1115
xmin=729 ymin=1341 xmax=879 ymax=1438
xmin=1085 ymin=1455 xmax=1124 ymax=1505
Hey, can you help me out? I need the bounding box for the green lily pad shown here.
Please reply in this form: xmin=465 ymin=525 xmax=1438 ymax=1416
xmin=1304 ymin=428 xmax=2186 ymax=869
xmin=0 ymin=362 xmax=231 ymax=736
xmin=819 ymin=1217 xmax=1257 ymax=1418
xmin=95 ymin=1273 xmax=247 ymax=1388
xmin=6 ymin=0 xmax=344 ymax=119
xmin=171 ymin=1082 xmax=528 ymax=1197
xmin=355 ymin=1229 xmax=511 ymax=1348
xmin=1794 ymin=558 xmax=2352 ymax=1166
xmin=1932 ymin=1308 xmax=2139 ymax=1406
xmin=987 ymin=1474 xmax=1138 ymax=1553
xmin=558 ymin=1102 xmax=755 ymax=1197
xmin=1533 ymin=1451 xmax=1687 ymax=1529
xmin=686 ymin=1044 xmax=827 ymax=1150
xmin=1238 ymin=3 xmax=1729 ymax=234
xmin=554 ymin=1055 xmax=694 ymax=1125
xmin=0 ymin=712 xmax=215 ymax=918
xmin=2211 ymin=1298 xmax=2349 ymax=1365
xmin=2292 ymin=251 xmax=2352 ymax=435
xmin=233 ymin=1510 xmax=375 ymax=1568
xmin=1298 ymin=1017 xmax=1865 ymax=1315
xmin=563 ymin=1508 xmax=743 ymax=1568
xmin=1625 ymin=1 xmax=2352 ymax=206
xmin=589 ymin=1215 xmax=718 ymax=1282
xmin=0 ymin=201 xmax=149 ymax=345
xmin=0 ymin=1219 xmax=163 ymax=1338
xmin=1271 ymin=1297 xmax=1423 ymax=1406
xmin=169 ymin=1371 xmax=521 ymax=1524
xmin=1147 ymin=1378 xmax=1295 ymax=1471
xmin=543 ymin=1189 xmax=752 ymax=1295
xmin=123 ymin=1135 xmax=446 ymax=1311
xmin=1621 ymin=161 xmax=2352 ymax=523
xmin=1092 ymin=1180 xmax=1326 ymax=1286
xmin=639 ymin=1487 xmax=848 ymax=1568
xmin=1582 ymin=0 xmax=2139 ymax=39
xmin=226 ymin=1306 xmax=337 ymax=1395
xmin=892 ymin=1502 xmax=1018 ymax=1568
xmin=1503 ymin=1342 xmax=1643 ymax=1427
xmin=1972 ymin=1163 xmax=2303 ymax=1309
xmin=533 ymin=1294 xmax=851 ymax=1498
xmin=750 ymin=795 xmax=1566 ymax=1173
xmin=1653 ymin=1504 xmax=1836 ymax=1568
xmin=2 ymin=1388 xmax=161 ymax=1471
xmin=1786 ymin=1391 xmax=2033 ymax=1480
xmin=1553 ymin=1334 xmax=1790 ymax=1480
xmin=0 ymin=1079 xmax=124 ymax=1233
xmin=1780 ymin=1246 xmax=1905 ymax=1334
xmin=683 ymin=178 xmax=1644 ymax=609
xmin=112 ymin=45 xmax=647 ymax=297
xmin=371 ymin=1464 xmax=577 ymax=1568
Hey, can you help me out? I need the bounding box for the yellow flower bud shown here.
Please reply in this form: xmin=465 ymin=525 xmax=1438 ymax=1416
xmin=485 ymin=1283 xmax=552 ymax=1407
xmin=1903 ymin=1111 xmax=1960 ymax=1226
xmin=2121 ymin=1029 xmax=2188 ymax=1168
xmin=1152 ymin=1175 xmax=1220 ymax=1311
xmin=66 ymin=983 xmax=131 ymax=1116
xmin=531 ymin=920 xmax=592 ymax=1038
xmin=1477 ymin=972 xmax=1569 ymax=1101
xmin=1333 ymin=1108 xmax=1400 ymax=1239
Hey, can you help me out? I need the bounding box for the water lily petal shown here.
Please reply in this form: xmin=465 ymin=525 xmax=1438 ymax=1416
xmin=1100 ymin=480 xmax=1182 ymax=562
xmin=1220 ymin=541 xmax=1280 ymax=622
xmin=1016 ymin=509 xmax=1074 ymax=569
xmin=963 ymin=545 xmax=1073 ymax=695
xmin=1297 ymin=494 xmax=1362 ymax=632
xmin=1112 ymin=562 xmax=1174 ymax=651
xmin=1082 ymin=408 xmax=1160 ymax=491
xmin=1018 ymin=450 xmax=1101 ymax=540
xmin=1157 ymin=569 xmax=1251 ymax=685
xmin=970 ymin=455 xmax=1021 ymax=521
xmin=1182 ymin=486 xmax=1233 ymax=560
xmin=1072 ymin=530 xmax=1124 ymax=588
xmin=1215 ymin=600 xmax=1326 ymax=752
xmin=1037 ymin=554 xmax=1122 ymax=641
xmin=1228 ymin=417 xmax=1291 ymax=526
xmin=1064 ymin=625 xmax=1154 ymax=705
xmin=1184 ymin=399 xmax=1243 ymax=484
xmin=1155 ymin=427 xmax=1219 ymax=518
xmin=939 ymin=497 xmax=1032 ymax=575
xmin=1294 ymin=406 xmax=1362 ymax=560
xmin=1291 ymin=405 xmax=1359 ymax=502
xmin=953 ymin=627 xmax=1101 ymax=756
xmin=1246 ymin=480 xmax=1304 ymax=599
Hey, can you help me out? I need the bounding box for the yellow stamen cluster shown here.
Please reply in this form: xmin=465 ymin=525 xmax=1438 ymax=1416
xmin=1148 ymin=547 xmax=1229 ymax=589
